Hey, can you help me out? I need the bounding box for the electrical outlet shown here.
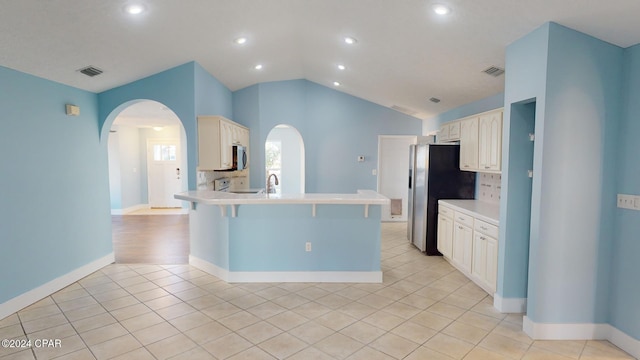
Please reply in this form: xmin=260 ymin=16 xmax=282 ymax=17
xmin=617 ymin=194 xmax=637 ymax=210
xmin=305 ymin=242 xmax=312 ymax=252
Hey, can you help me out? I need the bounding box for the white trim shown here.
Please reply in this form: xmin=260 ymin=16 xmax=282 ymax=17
xmin=0 ymin=253 xmax=114 ymax=320
xmin=111 ymin=203 xmax=148 ymax=215
xmin=189 ymin=255 xmax=382 ymax=283
xmin=523 ymin=317 xmax=640 ymax=359
xmin=493 ymin=294 xmax=527 ymax=313
xmin=610 ymin=325 xmax=640 ymax=359
xmin=189 ymin=255 xmax=229 ymax=281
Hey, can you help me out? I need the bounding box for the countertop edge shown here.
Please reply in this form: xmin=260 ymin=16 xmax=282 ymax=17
xmin=175 ymin=189 xmax=390 ymax=205
xmin=438 ymin=199 xmax=500 ymax=226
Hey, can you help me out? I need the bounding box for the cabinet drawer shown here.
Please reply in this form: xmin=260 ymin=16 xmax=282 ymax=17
xmin=438 ymin=205 xmax=454 ymax=218
xmin=454 ymin=211 xmax=474 ymax=227
xmin=475 ymin=219 xmax=499 ymax=238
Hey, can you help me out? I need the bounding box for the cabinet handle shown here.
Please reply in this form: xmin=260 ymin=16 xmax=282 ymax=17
xmin=458 ymin=217 xmax=465 ymax=221
xmin=485 ymin=166 xmax=490 ymax=169
xmin=480 ymin=226 xmax=487 ymax=230
xmin=480 ymin=236 xmax=486 ymax=240
xmin=458 ymin=226 xmax=464 ymax=230
xmin=464 ymin=165 xmax=469 ymax=168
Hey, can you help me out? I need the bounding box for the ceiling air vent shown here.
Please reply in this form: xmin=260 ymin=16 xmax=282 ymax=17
xmin=78 ymin=66 xmax=103 ymax=77
xmin=429 ymin=97 xmax=441 ymax=103
xmin=391 ymin=105 xmax=419 ymax=116
xmin=483 ymin=66 xmax=505 ymax=77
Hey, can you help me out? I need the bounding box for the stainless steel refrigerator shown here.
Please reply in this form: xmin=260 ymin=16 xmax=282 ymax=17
xmin=407 ymin=143 xmax=476 ymax=255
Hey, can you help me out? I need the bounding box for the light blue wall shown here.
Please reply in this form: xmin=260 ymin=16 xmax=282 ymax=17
xmin=189 ymin=204 xmax=381 ymax=272
xmin=499 ymin=23 xmax=550 ymax=301
xmin=500 ymin=21 xmax=628 ymax=326
xmin=610 ymin=44 xmax=640 ymax=338
xmin=422 ymin=93 xmax=505 ymax=134
xmin=527 ymin=23 xmax=622 ymax=324
xmin=0 ymin=66 xmax=112 ymax=304
xmin=233 ymin=80 xmax=423 ymax=193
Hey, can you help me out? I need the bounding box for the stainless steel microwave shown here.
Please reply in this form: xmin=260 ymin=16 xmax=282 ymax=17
xmin=232 ymin=145 xmax=247 ymax=170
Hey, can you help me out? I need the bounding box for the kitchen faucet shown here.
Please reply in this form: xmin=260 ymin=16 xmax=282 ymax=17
xmin=266 ymin=173 xmax=279 ymax=194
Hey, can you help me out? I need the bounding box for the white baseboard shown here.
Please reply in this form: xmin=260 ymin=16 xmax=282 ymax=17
xmin=111 ymin=204 xmax=148 ymax=215
xmin=189 ymin=255 xmax=382 ymax=283
xmin=0 ymin=253 xmax=114 ymax=320
xmin=493 ymin=294 xmax=527 ymax=313
xmin=523 ymin=316 xmax=640 ymax=359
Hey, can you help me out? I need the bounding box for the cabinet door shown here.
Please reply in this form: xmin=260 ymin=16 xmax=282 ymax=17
xmin=448 ymin=121 xmax=461 ymax=141
xmin=452 ymin=222 xmax=473 ymax=273
xmin=197 ymin=116 xmax=222 ymax=170
xmin=478 ymin=111 xmax=502 ymax=171
xmin=437 ymin=214 xmax=453 ymax=258
xmin=472 ymin=233 xmax=487 ymax=281
xmin=439 ymin=124 xmax=450 ymax=142
xmin=219 ymin=120 xmax=234 ymax=168
xmin=459 ymin=118 xmax=479 ymax=171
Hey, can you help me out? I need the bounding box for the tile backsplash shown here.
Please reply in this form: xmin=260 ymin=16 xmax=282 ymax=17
xmin=478 ymin=173 xmax=502 ymax=204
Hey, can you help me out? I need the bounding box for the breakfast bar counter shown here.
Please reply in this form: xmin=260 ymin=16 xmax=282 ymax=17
xmin=175 ymin=190 xmax=389 ymax=283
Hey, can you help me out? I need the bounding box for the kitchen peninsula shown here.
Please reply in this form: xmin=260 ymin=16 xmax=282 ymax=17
xmin=175 ymin=190 xmax=389 ymax=283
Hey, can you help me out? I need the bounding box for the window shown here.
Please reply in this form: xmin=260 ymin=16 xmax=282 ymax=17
xmin=153 ymin=144 xmax=177 ymax=161
xmin=265 ymin=141 xmax=281 ymax=193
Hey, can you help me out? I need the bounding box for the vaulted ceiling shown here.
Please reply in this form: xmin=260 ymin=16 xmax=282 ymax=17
xmin=3 ymin=1 xmax=640 ymax=119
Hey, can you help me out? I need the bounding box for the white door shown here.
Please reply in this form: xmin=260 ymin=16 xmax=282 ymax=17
xmin=147 ymin=139 xmax=182 ymax=208
xmin=377 ymin=136 xmax=417 ymax=222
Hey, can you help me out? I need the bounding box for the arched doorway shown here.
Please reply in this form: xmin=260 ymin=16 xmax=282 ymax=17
xmin=265 ymin=125 xmax=305 ymax=194
xmin=107 ymin=100 xmax=190 ymax=264
xmin=108 ymin=100 xmax=188 ymax=214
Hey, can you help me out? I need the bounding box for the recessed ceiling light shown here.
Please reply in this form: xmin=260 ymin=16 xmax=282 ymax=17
xmin=234 ymin=37 xmax=247 ymax=45
xmin=254 ymin=64 xmax=263 ymax=70
xmin=124 ymin=4 xmax=145 ymax=15
xmin=432 ymin=4 xmax=451 ymax=15
xmin=344 ymin=37 xmax=357 ymax=45
xmin=337 ymin=64 xmax=346 ymax=70
xmin=333 ymin=81 xmax=341 ymax=86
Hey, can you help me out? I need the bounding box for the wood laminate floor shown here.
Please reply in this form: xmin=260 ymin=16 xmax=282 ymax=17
xmin=112 ymin=214 xmax=189 ymax=264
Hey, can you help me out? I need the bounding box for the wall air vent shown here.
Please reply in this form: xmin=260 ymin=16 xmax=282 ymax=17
xmin=429 ymin=97 xmax=441 ymax=103
xmin=391 ymin=105 xmax=419 ymax=116
xmin=483 ymin=66 xmax=505 ymax=77
xmin=78 ymin=66 xmax=103 ymax=77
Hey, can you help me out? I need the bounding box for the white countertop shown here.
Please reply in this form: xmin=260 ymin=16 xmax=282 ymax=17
xmin=175 ymin=189 xmax=390 ymax=205
xmin=438 ymin=199 xmax=500 ymax=225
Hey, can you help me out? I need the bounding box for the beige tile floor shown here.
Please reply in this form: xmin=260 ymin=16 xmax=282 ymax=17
xmin=0 ymin=223 xmax=635 ymax=360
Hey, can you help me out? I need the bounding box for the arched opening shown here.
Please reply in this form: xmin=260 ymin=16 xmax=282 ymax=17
xmin=107 ymin=100 xmax=189 ymax=264
xmin=265 ymin=125 xmax=305 ymax=194
xmin=108 ymin=100 xmax=188 ymax=213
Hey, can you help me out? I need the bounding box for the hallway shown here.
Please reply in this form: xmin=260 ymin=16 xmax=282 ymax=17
xmin=112 ymin=214 xmax=189 ymax=264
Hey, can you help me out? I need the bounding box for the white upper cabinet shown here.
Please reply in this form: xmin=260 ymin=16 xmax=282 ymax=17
xmin=197 ymin=115 xmax=250 ymax=171
xmin=478 ymin=111 xmax=503 ymax=172
xmin=440 ymin=108 xmax=502 ymax=173
xmin=459 ymin=117 xmax=479 ymax=171
xmin=438 ymin=121 xmax=461 ymax=143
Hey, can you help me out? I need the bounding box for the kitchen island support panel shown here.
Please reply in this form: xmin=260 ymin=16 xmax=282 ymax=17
xmin=181 ymin=191 xmax=387 ymax=283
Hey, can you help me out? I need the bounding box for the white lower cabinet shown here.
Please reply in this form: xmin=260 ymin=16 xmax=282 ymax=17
xmin=452 ymin=220 xmax=473 ymax=273
xmin=437 ymin=213 xmax=453 ymax=258
xmin=437 ymin=204 xmax=499 ymax=295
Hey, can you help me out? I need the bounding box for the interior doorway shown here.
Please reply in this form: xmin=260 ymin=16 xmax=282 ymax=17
xmin=377 ymin=135 xmax=417 ymax=221
xmin=265 ymin=125 xmax=305 ymax=194
xmin=107 ymin=100 xmax=188 ymax=214
xmin=107 ymin=100 xmax=189 ymax=264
